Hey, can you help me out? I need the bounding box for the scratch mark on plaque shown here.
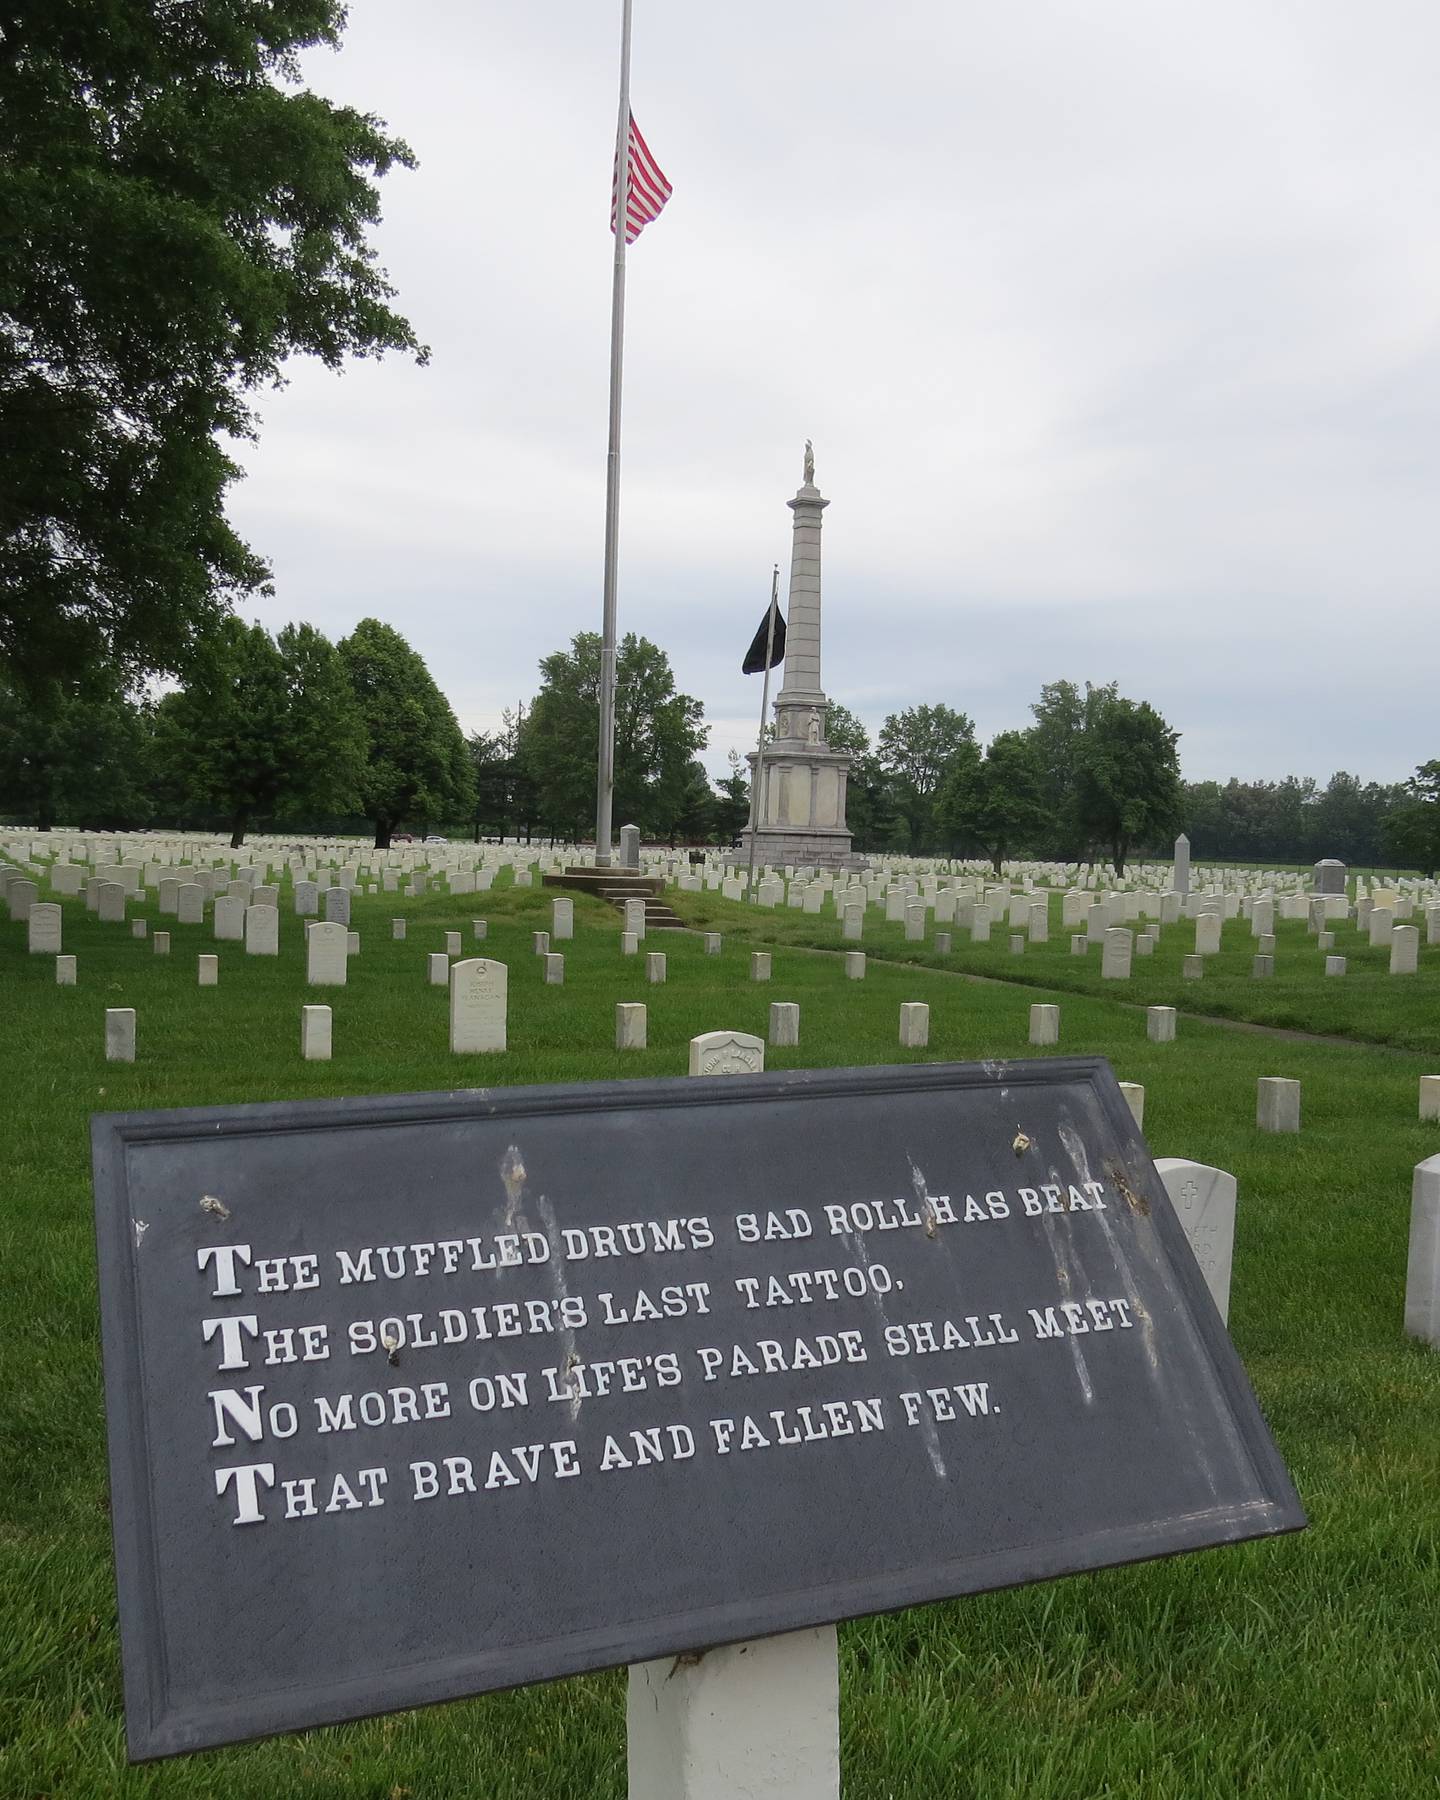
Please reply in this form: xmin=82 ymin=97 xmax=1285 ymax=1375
xmin=499 ymin=1144 xmax=527 ymax=1235
xmin=1059 ymin=1119 xmax=1165 ymax=1389
xmin=844 ymin=1216 xmax=948 ymax=1480
xmin=1106 ymin=1159 xmax=1149 ymax=1216
xmin=132 ymin=1218 xmax=148 ymax=1249
xmin=1042 ymin=1224 xmax=1095 ymax=1405
xmin=199 ymin=1194 xmax=230 ymax=1221
xmin=535 ymin=1193 xmax=582 ymax=1421
xmin=1012 ymin=1129 xmax=1032 ymax=1157
xmin=907 ymin=1158 xmax=939 ymax=1239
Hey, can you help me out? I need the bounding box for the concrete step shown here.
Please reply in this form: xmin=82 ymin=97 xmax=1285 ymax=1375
xmin=541 ymin=867 xmax=687 ymax=930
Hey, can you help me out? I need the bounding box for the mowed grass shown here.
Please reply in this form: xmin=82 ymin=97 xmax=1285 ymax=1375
xmin=1 ymin=873 xmax=1438 ymax=1798
xmin=671 ymin=886 xmax=1440 ymax=1055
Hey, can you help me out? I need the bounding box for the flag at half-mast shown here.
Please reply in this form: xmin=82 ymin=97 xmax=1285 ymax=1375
xmin=742 ymin=600 xmax=786 ymax=674
xmin=611 ymin=113 xmax=672 ymax=243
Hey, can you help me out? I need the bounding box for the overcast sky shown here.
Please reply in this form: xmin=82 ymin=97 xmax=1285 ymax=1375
xmin=227 ymin=0 xmax=1440 ymax=788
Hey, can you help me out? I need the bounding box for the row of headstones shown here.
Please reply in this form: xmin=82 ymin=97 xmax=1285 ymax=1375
xmin=27 ymin=893 xmax=1435 ymax=1008
xmin=676 ymin=853 xmax=1396 ymax=907
xmin=674 ymin=840 xmax=1436 ymax=919
xmin=848 ymin=891 xmax=1439 ymax=980
xmin=8 ymin=833 xmax=573 ymax=877
xmin=1088 ymin=925 xmax=1432 ymax=981
xmin=5 ymin=857 xmax=549 ymax=929
xmin=679 ymin=870 xmax=1437 ymax=964
xmin=22 ymin=833 xmax=1436 ymax=913
xmin=32 ymin=899 xmax=701 ymax=990
xmin=677 ymin=841 xmax=1347 ymax=894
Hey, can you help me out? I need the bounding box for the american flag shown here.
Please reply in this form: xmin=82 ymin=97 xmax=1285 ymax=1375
xmin=611 ymin=113 xmax=671 ymax=244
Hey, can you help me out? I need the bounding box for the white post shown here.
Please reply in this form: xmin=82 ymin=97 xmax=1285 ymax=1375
xmin=594 ymin=0 xmax=633 ymax=869
xmin=625 ymin=1031 xmax=840 ymax=1799
xmin=627 ymin=1628 xmax=840 ymax=1800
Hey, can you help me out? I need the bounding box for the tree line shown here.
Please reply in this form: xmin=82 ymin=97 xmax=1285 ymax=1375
xmin=0 ymin=618 xmax=472 ymax=849
xmin=825 ymin=685 xmax=1437 ymax=874
xmin=5 ymin=631 xmax=1439 ymax=874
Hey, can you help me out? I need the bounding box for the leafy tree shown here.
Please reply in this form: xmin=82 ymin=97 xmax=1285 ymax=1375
xmin=149 ymin=617 xmax=365 ymax=844
xmin=876 ymin=702 xmax=976 ymax=850
xmin=0 ymin=2 xmax=425 ymax=698
xmin=1176 ymin=770 xmax=1401 ymax=866
xmin=150 ymin=620 xmax=287 ymax=843
xmin=711 ymin=750 xmax=750 ymax=845
xmin=1027 ymin=679 xmax=1117 ymax=857
xmin=469 ymin=708 xmax=537 ymax=842
xmin=821 ymin=703 xmax=900 ymax=853
xmin=0 ymin=672 xmax=151 ymax=828
xmin=823 ymin=701 xmax=870 ymax=758
xmin=1177 ymin=779 xmax=1227 ymax=860
xmin=338 ymin=619 xmax=474 ymax=847
xmin=521 ymin=632 xmax=706 ymax=841
xmin=1074 ymin=694 xmax=1182 ymax=874
xmin=657 ymin=760 xmax=715 ymax=845
xmin=1382 ymin=762 xmax=1440 ymax=877
xmin=1308 ymin=771 xmax=1400 ymax=867
xmin=936 ymin=731 xmax=1045 ymax=872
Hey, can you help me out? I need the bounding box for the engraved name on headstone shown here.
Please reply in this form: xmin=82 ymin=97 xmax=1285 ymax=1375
xmin=449 ymin=957 xmax=507 ymax=1053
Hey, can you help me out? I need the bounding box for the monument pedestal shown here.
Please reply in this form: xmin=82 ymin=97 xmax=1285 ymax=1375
xmin=738 ymin=732 xmax=857 ymax=870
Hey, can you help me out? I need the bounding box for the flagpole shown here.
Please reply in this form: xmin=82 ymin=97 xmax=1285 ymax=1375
xmin=745 ymin=565 xmax=781 ymax=896
xmin=594 ymin=0 xmax=633 ymax=870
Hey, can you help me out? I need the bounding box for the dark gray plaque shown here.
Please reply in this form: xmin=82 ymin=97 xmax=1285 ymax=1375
xmin=92 ymin=1058 xmax=1304 ymax=1760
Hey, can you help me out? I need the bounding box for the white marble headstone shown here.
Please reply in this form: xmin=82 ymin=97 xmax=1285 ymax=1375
xmin=306 ymin=920 xmax=348 ymax=986
xmin=450 ymin=958 xmax=507 ymax=1053
xmin=688 ymin=1030 xmax=764 ymax=1077
xmin=1154 ymin=1158 xmax=1237 ymax=1323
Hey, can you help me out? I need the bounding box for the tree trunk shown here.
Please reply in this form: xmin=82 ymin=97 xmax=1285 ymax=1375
xmin=230 ymin=814 xmax=247 ymax=849
xmin=1112 ymin=839 xmax=1126 ymax=877
xmin=374 ymin=821 xmax=392 ymax=849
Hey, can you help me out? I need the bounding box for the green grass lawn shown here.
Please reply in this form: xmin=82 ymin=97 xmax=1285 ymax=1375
xmin=2 ymin=874 xmax=1438 ymax=1797
xmin=671 ymin=887 xmax=1440 ymax=1055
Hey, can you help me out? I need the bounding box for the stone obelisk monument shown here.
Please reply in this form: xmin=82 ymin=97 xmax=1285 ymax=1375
xmin=738 ymin=444 xmax=856 ymax=870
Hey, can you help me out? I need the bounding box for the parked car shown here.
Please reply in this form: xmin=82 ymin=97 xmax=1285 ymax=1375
xmin=424 ymin=834 xmax=449 ymax=845
xmin=392 ymin=832 xmax=416 ymax=844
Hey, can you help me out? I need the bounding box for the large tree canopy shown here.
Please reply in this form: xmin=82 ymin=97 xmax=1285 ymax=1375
xmin=469 ymin=708 xmax=539 ymax=842
xmin=0 ymin=668 xmax=151 ymax=829
xmin=339 ymin=618 xmax=473 ymax=847
xmin=150 ymin=618 xmax=366 ymax=845
xmin=936 ymin=730 xmax=1046 ymax=873
xmin=876 ymin=702 xmax=976 ymax=850
xmin=0 ymin=1 xmax=425 ymax=696
xmin=521 ymin=632 xmax=707 ymax=841
xmin=1383 ymin=761 xmax=1440 ymax=879
xmin=1074 ymin=693 xmax=1182 ymax=875
xmin=1027 ymin=679 xmax=1118 ymax=859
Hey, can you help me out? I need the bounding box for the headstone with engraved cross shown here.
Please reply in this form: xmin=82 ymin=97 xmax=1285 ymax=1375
xmin=1154 ymin=1159 xmax=1237 ymax=1323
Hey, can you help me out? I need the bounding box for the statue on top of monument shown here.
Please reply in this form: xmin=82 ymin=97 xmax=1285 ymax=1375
xmin=803 ymin=439 xmax=814 ymax=486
